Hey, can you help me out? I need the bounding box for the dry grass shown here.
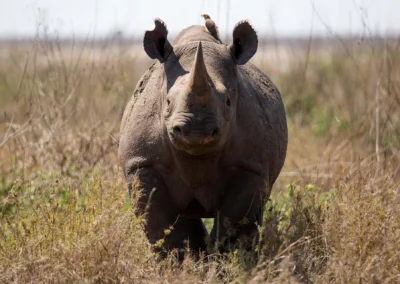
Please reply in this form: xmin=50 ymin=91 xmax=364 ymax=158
xmin=0 ymin=30 xmax=399 ymax=283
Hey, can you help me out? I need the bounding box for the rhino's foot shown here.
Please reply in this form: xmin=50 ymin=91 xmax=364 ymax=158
xmin=161 ymin=217 xmax=208 ymax=261
xmin=210 ymin=170 xmax=267 ymax=253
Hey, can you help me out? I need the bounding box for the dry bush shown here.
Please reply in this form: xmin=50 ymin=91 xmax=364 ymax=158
xmin=320 ymin=165 xmax=400 ymax=283
xmin=0 ymin=28 xmax=399 ymax=283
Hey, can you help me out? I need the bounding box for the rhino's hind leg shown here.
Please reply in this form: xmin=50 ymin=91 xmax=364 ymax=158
xmin=131 ymin=168 xmax=207 ymax=258
xmin=210 ymin=170 xmax=268 ymax=252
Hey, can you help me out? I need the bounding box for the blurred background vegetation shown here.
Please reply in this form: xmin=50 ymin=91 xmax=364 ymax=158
xmin=0 ymin=1 xmax=399 ymax=282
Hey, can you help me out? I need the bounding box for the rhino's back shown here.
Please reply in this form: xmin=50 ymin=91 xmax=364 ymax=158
xmin=231 ymin=63 xmax=288 ymax=185
xmin=173 ymin=25 xmax=220 ymax=45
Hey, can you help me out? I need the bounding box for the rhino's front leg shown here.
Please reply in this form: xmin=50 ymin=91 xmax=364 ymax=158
xmin=129 ymin=167 xmax=207 ymax=257
xmin=210 ymin=170 xmax=269 ymax=251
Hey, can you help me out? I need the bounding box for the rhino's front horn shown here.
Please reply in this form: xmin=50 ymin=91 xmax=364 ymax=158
xmin=187 ymin=41 xmax=210 ymax=96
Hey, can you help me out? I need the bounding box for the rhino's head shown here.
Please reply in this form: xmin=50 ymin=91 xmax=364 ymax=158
xmin=143 ymin=19 xmax=258 ymax=156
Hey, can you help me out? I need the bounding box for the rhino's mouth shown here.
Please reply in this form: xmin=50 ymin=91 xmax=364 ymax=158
xmin=169 ymin=127 xmax=221 ymax=155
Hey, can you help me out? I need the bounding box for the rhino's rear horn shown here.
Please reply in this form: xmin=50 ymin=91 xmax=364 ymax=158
xmin=187 ymin=41 xmax=210 ymax=96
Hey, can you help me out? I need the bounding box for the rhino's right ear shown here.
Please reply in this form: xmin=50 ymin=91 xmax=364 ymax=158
xmin=143 ymin=18 xmax=173 ymax=63
xmin=228 ymin=20 xmax=258 ymax=65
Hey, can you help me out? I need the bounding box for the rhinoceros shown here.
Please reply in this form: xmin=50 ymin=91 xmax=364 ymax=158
xmin=118 ymin=19 xmax=288 ymax=256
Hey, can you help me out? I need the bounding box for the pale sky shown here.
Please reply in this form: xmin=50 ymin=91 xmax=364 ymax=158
xmin=0 ymin=0 xmax=399 ymax=38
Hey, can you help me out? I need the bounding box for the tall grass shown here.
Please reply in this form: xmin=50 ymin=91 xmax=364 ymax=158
xmin=0 ymin=29 xmax=399 ymax=282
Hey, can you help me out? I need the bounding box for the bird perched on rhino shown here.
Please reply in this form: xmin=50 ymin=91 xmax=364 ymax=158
xmin=201 ymin=14 xmax=222 ymax=43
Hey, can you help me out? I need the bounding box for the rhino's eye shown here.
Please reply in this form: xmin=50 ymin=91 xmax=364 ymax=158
xmin=166 ymin=99 xmax=171 ymax=106
xmin=226 ymin=98 xmax=231 ymax=107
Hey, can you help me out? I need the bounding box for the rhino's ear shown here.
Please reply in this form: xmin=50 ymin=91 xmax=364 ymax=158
xmin=228 ymin=20 xmax=258 ymax=65
xmin=143 ymin=18 xmax=173 ymax=63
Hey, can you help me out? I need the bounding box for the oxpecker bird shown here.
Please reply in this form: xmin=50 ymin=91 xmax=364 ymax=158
xmin=200 ymin=14 xmax=222 ymax=43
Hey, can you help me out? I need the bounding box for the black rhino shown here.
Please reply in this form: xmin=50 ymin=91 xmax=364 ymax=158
xmin=119 ymin=18 xmax=288 ymax=256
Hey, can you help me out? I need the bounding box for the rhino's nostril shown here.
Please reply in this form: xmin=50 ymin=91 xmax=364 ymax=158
xmin=211 ymin=128 xmax=220 ymax=137
xmin=173 ymin=126 xmax=182 ymax=135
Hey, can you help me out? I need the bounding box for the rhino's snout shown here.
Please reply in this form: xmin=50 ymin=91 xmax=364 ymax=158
xmin=171 ymin=120 xmax=220 ymax=148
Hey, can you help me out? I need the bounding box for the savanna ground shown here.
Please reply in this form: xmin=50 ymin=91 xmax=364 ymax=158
xmin=0 ymin=30 xmax=399 ymax=283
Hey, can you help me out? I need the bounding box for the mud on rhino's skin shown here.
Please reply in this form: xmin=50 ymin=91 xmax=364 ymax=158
xmin=118 ymin=18 xmax=288 ymax=257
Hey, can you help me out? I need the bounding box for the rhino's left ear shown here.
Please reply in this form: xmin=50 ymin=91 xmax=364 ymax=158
xmin=143 ymin=18 xmax=173 ymax=63
xmin=228 ymin=20 xmax=258 ymax=65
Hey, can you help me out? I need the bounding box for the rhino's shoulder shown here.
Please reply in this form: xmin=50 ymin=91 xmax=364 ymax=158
xmin=238 ymin=63 xmax=280 ymax=101
xmin=119 ymin=62 xmax=167 ymax=169
xmin=235 ymin=62 xmax=288 ymax=174
xmin=120 ymin=63 xmax=159 ymax=133
xmin=133 ymin=63 xmax=158 ymax=99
